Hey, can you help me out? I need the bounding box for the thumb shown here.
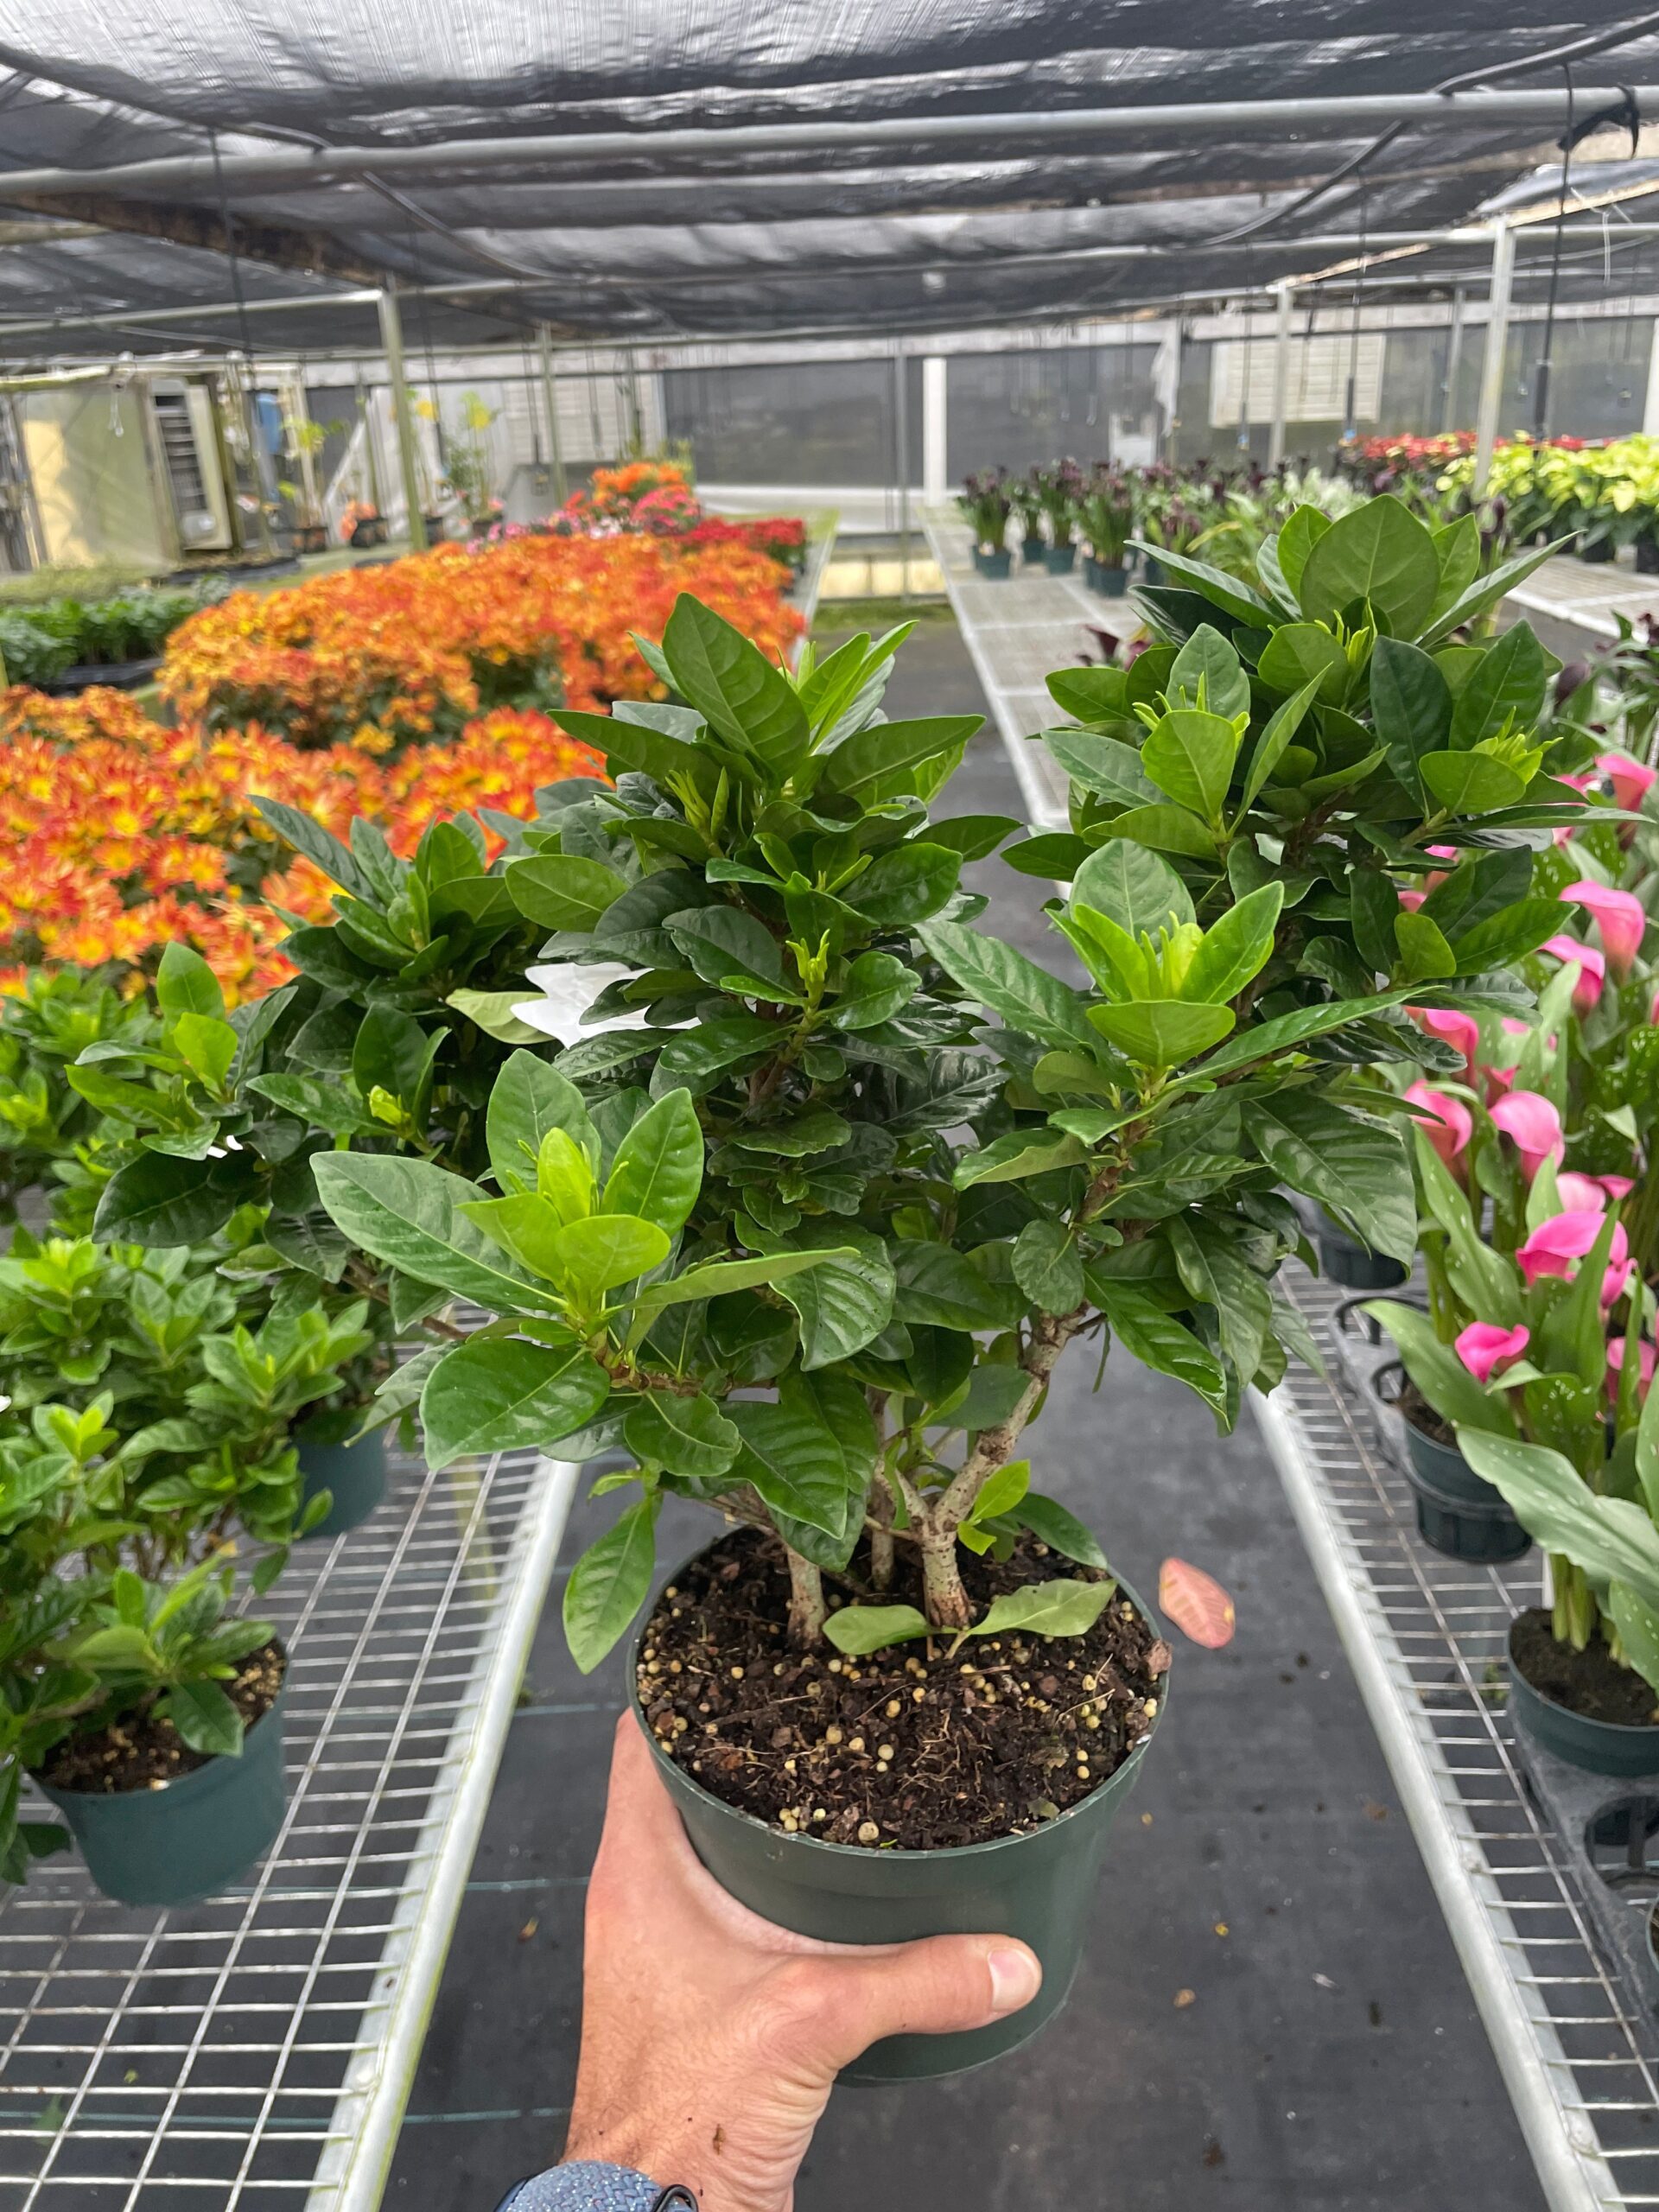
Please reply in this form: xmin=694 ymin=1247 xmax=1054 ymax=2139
xmin=805 ymin=1935 xmax=1042 ymax=2071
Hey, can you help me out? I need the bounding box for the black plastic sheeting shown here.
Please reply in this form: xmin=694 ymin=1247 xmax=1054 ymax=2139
xmin=0 ymin=4 xmax=1654 ymax=352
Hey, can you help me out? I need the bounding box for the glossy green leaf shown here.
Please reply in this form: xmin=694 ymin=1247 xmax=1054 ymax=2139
xmin=156 ymin=943 xmax=226 ymax=1022
xmin=1140 ymin=708 xmax=1242 ymax=822
xmin=551 ymin=1213 xmax=671 ymax=1295
xmin=1168 ymin=624 xmax=1250 ymax=720
xmin=506 ymin=854 xmax=628 ymax=931
xmin=823 ymin=1603 xmax=931 ymax=1655
xmin=1071 ymin=841 xmax=1194 ymax=936
xmin=667 ymin=904 xmax=787 ymax=990
xmin=1014 ymin=1492 xmax=1109 ymax=1568
xmin=1248 ymin=1095 xmax=1414 ymax=1262
xmin=1013 ymin=1220 xmax=1085 ymax=1315
xmin=1299 ymin=497 xmax=1439 ymax=633
xmin=487 ymin=1050 xmax=597 ymax=1192
xmin=1256 ymin=623 xmax=1349 ymax=702
xmin=1449 ymin=620 xmax=1547 ymax=747
xmin=816 ymin=716 xmax=982 ymax=804
xmin=848 ymin=842 xmax=961 ymax=926
xmin=1092 ymin=1281 xmax=1230 ymax=1419
xmin=954 ymin=1128 xmax=1087 ymax=1187
xmin=1419 ymin=750 xmax=1528 ymax=813
xmin=1369 ymin=635 xmax=1451 ymax=801
xmin=1088 ymin=1000 xmax=1235 ymax=1066
xmin=1276 ymin=504 xmax=1331 ymax=596
xmin=1179 ymin=883 xmax=1283 ymax=1004
xmin=622 ymin=1390 xmax=741 ymax=1478
xmin=972 ymin=1580 xmax=1116 ymax=1639
xmin=891 ymin=1241 xmax=1020 ymax=1331
xmin=728 ymin=1396 xmax=862 ymax=1537
xmin=312 ymin=1153 xmax=563 ymax=1313
xmin=420 ymin=1333 xmax=611 ymax=1468
xmin=920 ymin=920 xmax=1102 ymax=1053
xmin=662 ymin=593 xmax=809 ymax=770
xmin=563 ymin=1497 xmax=660 ymax=1673
xmin=1090 ymin=803 xmax=1218 ymax=859
xmin=602 ymin=1090 xmax=702 ymax=1236
xmin=1040 ymin=728 xmax=1159 ymax=804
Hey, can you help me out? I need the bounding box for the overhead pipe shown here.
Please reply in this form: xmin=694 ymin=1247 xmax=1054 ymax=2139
xmin=5 ymin=219 xmax=1659 ymax=344
xmin=0 ymin=86 xmax=1652 ymax=201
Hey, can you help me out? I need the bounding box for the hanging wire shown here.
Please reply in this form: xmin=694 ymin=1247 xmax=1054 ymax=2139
xmin=207 ymin=128 xmax=254 ymax=360
xmin=1533 ymin=65 xmax=1578 ymax=440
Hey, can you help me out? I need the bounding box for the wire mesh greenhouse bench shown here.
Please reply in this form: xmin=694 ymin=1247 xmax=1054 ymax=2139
xmin=1258 ymin=1269 xmax=1659 ymax=2212
xmin=0 ymin=1446 xmax=576 ymax=2212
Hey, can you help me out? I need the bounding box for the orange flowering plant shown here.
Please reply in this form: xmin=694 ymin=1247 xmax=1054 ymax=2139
xmin=160 ymin=531 xmax=800 ymax=752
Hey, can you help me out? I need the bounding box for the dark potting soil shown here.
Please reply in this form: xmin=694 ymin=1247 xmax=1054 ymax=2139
xmin=1510 ymin=1610 xmax=1659 ymax=1728
xmin=1399 ymin=1377 xmax=1459 ymax=1450
xmin=35 ymin=1640 xmax=287 ymax=1794
xmin=638 ymin=1528 xmax=1167 ymax=1850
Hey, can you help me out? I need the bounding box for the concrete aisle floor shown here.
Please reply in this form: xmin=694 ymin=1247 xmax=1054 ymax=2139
xmin=385 ymin=620 xmax=1547 ymax=2212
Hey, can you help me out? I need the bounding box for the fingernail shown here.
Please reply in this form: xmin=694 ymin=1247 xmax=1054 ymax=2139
xmin=987 ymin=1945 xmax=1041 ymax=2017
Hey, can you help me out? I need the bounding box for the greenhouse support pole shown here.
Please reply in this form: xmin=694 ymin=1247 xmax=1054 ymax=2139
xmin=1473 ymin=220 xmax=1514 ymax=499
xmin=921 ymin=357 xmax=947 ymax=504
xmin=1441 ymin=289 xmax=1466 ymax=436
xmin=377 ymin=284 xmax=426 ymax=552
xmin=1643 ymin=317 xmax=1659 ymax=438
xmin=893 ymin=349 xmax=912 ymax=604
xmin=1268 ymin=283 xmax=1293 ymax=467
xmin=537 ymin=326 xmax=568 ymax=506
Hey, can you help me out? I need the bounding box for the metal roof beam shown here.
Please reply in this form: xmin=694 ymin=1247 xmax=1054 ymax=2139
xmin=0 ymin=86 xmax=1653 ymax=200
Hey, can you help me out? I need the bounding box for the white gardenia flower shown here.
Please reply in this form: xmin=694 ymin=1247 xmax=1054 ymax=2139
xmin=511 ymin=963 xmax=694 ymax=1046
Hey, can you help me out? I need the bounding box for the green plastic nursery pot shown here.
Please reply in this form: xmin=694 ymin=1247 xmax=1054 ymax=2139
xmin=1142 ymin=555 xmax=1166 ymax=586
xmin=1374 ymin=1364 xmax=1530 ymax=1564
xmin=1021 ymin=533 xmax=1046 ymax=565
xmin=633 ymin=1576 xmax=1163 ymax=2084
xmin=1314 ymin=1221 xmax=1407 ymax=1291
xmin=34 ymin=1671 xmax=289 ymax=1907
xmin=295 ymin=1418 xmax=387 ymax=1538
xmin=1081 ymin=553 xmax=1100 ymax=589
xmin=1509 ymin=1627 xmax=1659 ymax=1777
xmin=979 ymin=548 xmax=1013 ymax=580
xmin=1042 ymin=542 xmax=1077 ymax=575
xmin=1093 ymin=562 xmax=1130 ymax=598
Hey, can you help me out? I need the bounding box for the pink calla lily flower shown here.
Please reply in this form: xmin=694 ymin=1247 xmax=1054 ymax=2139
xmin=1403 ymin=1080 xmax=1471 ymax=1171
xmin=1609 ymin=1336 xmax=1658 ymax=1404
xmin=1600 ymin=1175 xmax=1636 ymax=1203
xmin=1541 ymin=935 xmax=1606 ymax=1013
xmin=1516 ymin=1208 xmax=1628 ymax=1287
xmin=1456 ymin=1323 xmax=1530 ymax=1383
xmin=1396 ymin=887 xmax=1427 ymax=912
xmin=1598 ymin=752 xmax=1658 ymax=811
xmin=1555 ymin=1171 xmax=1610 ymax=1213
xmin=1490 ymin=1090 xmax=1565 ymax=1183
xmin=1562 ymin=880 xmax=1647 ymax=981
xmin=1408 ymin=1006 xmax=1480 ymax=1084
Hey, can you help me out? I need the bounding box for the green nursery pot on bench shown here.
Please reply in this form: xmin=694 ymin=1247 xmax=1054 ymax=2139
xmin=34 ymin=1671 xmax=290 ymax=1908
xmin=295 ymin=1416 xmax=388 ymax=1538
xmin=633 ymin=1566 xmax=1165 ymax=2084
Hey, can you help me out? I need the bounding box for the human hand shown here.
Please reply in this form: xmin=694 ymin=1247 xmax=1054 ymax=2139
xmin=561 ymin=1713 xmax=1042 ymax=2211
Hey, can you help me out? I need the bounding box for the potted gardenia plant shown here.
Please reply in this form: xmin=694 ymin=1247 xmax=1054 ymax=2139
xmin=306 ymin=524 xmax=1582 ymax=2073
xmin=0 ymin=1234 xmax=369 ymax=1899
xmin=957 ymin=470 xmax=1013 ymax=575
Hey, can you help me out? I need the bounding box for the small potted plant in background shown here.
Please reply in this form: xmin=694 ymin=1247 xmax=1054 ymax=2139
xmin=957 ymin=468 xmax=1014 ymax=575
xmin=278 ymin=412 xmax=336 ymax=556
xmin=1036 ymin=459 xmax=1084 ymax=573
xmin=443 ymin=391 xmax=504 ymax=539
xmin=0 ymin=1398 xmax=292 ymax=1904
xmin=1077 ymin=465 xmax=1136 ymax=597
xmin=1010 ymin=472 xmax=1048 ymax=564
